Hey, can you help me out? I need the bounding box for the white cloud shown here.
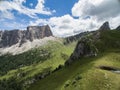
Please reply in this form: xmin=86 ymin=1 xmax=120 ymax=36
xmin=0 ymin=10 xmax=14 ymax=19
xmin=72 ymin=0 xmax=120 ymax=19
xmin=109 ymin=15 xmax=120 ymax=29
xmin=28 ymin=0 xmax=120 ymax=37
xmin=29 ymin=15 xmax=100 ymax=37
xmin=29 ymin=19 xmax=48 ymax=26
xmin=71 ymin=0 xmax=120 ymax=30
xmin=0 ymin=0 xmax=120 ymax=37
xmin=0 ymin=0 xmax=54 ymax=19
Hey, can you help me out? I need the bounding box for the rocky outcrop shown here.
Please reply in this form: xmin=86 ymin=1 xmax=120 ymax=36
xmin=65 ymin=22 xmax=111 ymax=65
xmin=19 ymin=25 xmax=52 ymax=46
xmin=0 ymin=30 xmax=23 ymax=47
xmin=64 ymin=32 xmax=89 ymax=45
xmin=116 ymin=25 xmax=120 ymax=30
xmin=99 ymin=22 xmax=110 ymax=31
xmin=26 ymin=25 xmax=52 ymax=41
xmin=65 ymin=22 xmax=120 ymax=65
xmin=0 ymin=25 xmax=53 ymax=48
xmin=65 ymin=38 xmax=98 ymax=65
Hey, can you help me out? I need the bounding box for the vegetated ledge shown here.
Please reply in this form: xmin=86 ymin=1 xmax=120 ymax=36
xmin=99 ymin=66 xmax=120 ymax=74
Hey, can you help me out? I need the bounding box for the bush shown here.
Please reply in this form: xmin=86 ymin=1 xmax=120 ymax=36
xmin=61 ymin=53 xmax=69 ymax=60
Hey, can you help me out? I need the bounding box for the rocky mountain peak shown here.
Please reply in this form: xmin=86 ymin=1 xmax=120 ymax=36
xmin=25 ymin=25 xmax=52 ymax=41
xmin=99 ymin=21 xmax=111 ymax=31
xmin=0 ymin=25 xmax=53 ymax=48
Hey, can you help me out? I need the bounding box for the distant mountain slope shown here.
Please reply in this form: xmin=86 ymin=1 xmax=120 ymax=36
xmin=0 ymin=25 xmax=55 ymax=55
xmin=0 ymin=36 xmax=56 ymax=55
xmin=0 ymin=25 xmax=53 ymax=47
xmin=0 ymin=40 xmax=76 ymax=90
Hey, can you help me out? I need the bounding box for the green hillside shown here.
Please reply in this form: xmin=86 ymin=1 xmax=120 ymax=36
xmin=0 ymin=40 xmax=77 ymax=89
xmin=29 ymin=30 xmax=120 ymax=90
xmin=0 ymin=29 xmax=120 ymax=90
xmin=29 ymin=52 xmax=120 ymax=90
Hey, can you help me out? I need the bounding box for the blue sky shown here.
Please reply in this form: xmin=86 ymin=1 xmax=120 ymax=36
xmin=0 ymin=0 xmax=78 ymax=29
xmin=0 ymin=0 xmax=120 ymax=37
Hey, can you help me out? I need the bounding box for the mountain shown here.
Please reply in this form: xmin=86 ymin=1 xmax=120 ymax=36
xmin=0 ymin=22 xmax=120 ymax=90
xmin=0 ymin=25 xmax=55 ymax=55
xmin=0 ymin=25 xmax=52 ymax=47
xmin=65 ymin=22 xmax=120 ymax=65
xmin=28 ymin=22 xmax=120 ymax=90
xmin=98 ymin=21 xmax=111 ymax=31
xmin=25 ymin=25 xmax=53 ymax=42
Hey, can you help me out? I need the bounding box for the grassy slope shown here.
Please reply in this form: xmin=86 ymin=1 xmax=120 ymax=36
xmin=29 ymin=51 xmax=120 ymax=90
xmin=0 ymin=40 xmax=77 ymax=81
xmin=29 ymin=30 xmax=120 ymax=90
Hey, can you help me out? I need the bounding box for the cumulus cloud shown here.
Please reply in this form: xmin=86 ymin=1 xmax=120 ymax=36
xmin=29 ymin=0 xmax=120 ymax=37
xmin=71 ymin=0 xmax=120 ymax=30
xmin=0 ymin=0 xmax=54 ymax=19
xmin=72 ymin=0 xmax=120 ymax=19
xmin=29 ymin=15 xmax=100 ymax=37
xmin=0 ymin=0 xmax=120 ymax=37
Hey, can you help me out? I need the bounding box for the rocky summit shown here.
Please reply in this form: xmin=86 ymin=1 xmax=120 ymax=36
xmin=99 ymin=21 xmax=110 ymax=31
xmin=65 ymin=21 xmax=112 ymax=65
xmin=26 ymin=25 xmax=53 ymax=41
xmin=0 ymin=25 xmax=53 ymax=48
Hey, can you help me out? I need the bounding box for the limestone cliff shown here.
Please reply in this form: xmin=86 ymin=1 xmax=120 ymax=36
xmin=0 ymin=25 xmax=53 ymax=48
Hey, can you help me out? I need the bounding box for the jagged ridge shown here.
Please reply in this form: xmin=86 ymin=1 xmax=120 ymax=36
xmin=65 ymin=22 xmax=120 ymax=65
xmin=0 ymin=25 xmax=53 ymax=48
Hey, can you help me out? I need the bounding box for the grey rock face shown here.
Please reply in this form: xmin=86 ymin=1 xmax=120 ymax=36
xmin=99 ymin=22 xmax=110 ymax=31
xmin=0 ymin=25 xmax=53 ymax=48
xmin=116 ymin=25 xmax=120 ymax=30
xmin=26 ymin=25 xmax=52 ymax=41
xmin=65 ymin=39 xmax=98 ymax=65
xmin=0 ymin=30 xmax=23 ymax=47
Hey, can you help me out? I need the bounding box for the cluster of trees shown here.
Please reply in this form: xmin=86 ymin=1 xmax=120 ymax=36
xmin=0 ymin=77 xmax=22 ymax=90
xmin=0 ymin=48 xmax=52 ymax=76
xmin=0 ymin=48 xmax=53 ymax=89
xmin=0 ymin=67 xmax=53 ymax=90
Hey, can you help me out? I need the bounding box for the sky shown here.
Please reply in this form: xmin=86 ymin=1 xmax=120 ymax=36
xmin=0 ymin=0 xmax=120 ymax=37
